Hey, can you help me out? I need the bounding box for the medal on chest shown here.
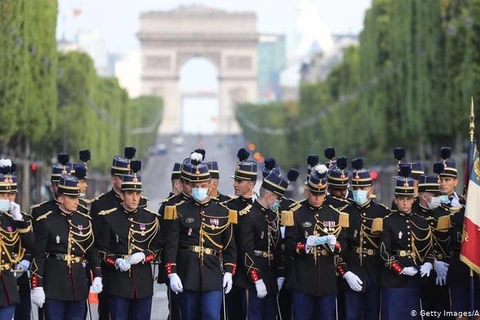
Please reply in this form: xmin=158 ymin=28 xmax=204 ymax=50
xmin=210 ymin=218 xmax=219 ymax=227
xmin=353 ymin=229 xmax=358 ymax=238
xmin=140 ymin=223 xmax=146 ymax=236
xmin=188 ymin=228 xmax=192 ymax=236
xmin=56 ymin=235 xmax=60 ymax=244
xmin=78 ymin=225 xmax=83 ymax=235
xmin=6 ymin=226 xmax=12 ymax=232
xmin=323 ymin=221 xmax=335 ymax=232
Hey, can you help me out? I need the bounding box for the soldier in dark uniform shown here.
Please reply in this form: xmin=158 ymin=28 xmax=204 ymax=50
xmin=206 ymin=161 xmax=231 ymax=202
xmin=31 ymin=174 xmax=103 ymax=320
xmin=90 ymin=148 xmax=146 ymax=320
xmin=277 ymin=168 xmax=300 ymax=320
xmin=30 ymin=154 xmax=72 ymax=320
xmin=31 ymin=153 xmax=72 ymax=220
xmin=170 ymin=162 xmax=183 ymax=197
xmin=157 ymin=161 xmax=193 ymax=320
xmin=236 ymin=171 xmax=289 ymax=319
xmin=416 ymin=171 xmax=453 ymax=319
xmin=379 ymin=165 xmax=435 ymax=320
xmin=163 ymin=152 xmax=237 ymax=320
xmin=337 ymin=158 xmax=390 ymax=320
xmin=0 ymin=167 xmax=35 ymax=319
xmin=222 ymin=147 xmax=258 ymax=320
xmin=96 ymin=160 xmax=161 ymax=320
xmin=326 ymin=156 xmax=352 ymax=209
xmin=285 ymin=164 xmax=349 ymax=320
xmin=436 ymin=149 xmax=480 ymax=314
xmin=1 ymin=161 xmax=34 ymax=320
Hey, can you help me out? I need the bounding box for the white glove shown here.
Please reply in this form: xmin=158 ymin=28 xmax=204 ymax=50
xmin=277 ymin=277 xmax=285 ymax=292
xmin=305 ymin=235 xmax=318 ymax=253
xmin=115 ymin=258 xmax=131 ymax=272
xmin=420 ymin=262 xmax=433 ymax=277
xmin=327 ymin=234 xmax=337 ymax=251
xmin=434 ymin=260 xmax=449 ymax=286
xmin=9 ymin=202 xmax=22 ymax=221
xmin=127 ymin=252 xmax=145 ymax=265
xmin=14 ymin=259 xmax=30 ymax=278
xmin=254 ymin=279 xmax=267 ymax=298
xmin=31 ymin=287 xmax=45 ymax=308
xmin=343 ymin=271 xmax=363 ymax=292
xmin=223 ymin=272 xmax=233 ymax=294
xmin=168 ymin=273 xmax=183 ymax=294
xmin=400 ymin=266 xmax=418 ymax=276
xmin=90 ymin=277 xmax=103 ymax=294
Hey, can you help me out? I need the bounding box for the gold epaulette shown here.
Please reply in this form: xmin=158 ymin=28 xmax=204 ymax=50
xmin=281 ymin=210 xmax=294 ymax=226
xmin=77 ymin=210 xmax=92 ymax=220
xmin=371 ymin=217 xmax=383 ymax=234
xmin=93 ymin=193 xmax=106 ymax=201
xmin=145 ymin=208 xmax=161 ymax=217
xmin=228 ymin=210 xmax=238 ymax=224
xmin=36 ymin=211 xmax=53 ymax=221
xmin=164 ymin=206 xmax=178 ymax=220
xmin=289 ymin=201 xmax=302 ymax=213
xmin=98 ymin=208 xmax=117 ymax=216
xmin=239 ymin=204 xmax=252 ymax=216
xmin=31 ymin=200 xmax=48 ymax=209
xmin=437 ymin=215 xmax=452 ymax=230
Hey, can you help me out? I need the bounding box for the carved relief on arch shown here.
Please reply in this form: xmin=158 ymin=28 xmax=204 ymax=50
xmin=176 ymin=51 xmax=221 ymax=72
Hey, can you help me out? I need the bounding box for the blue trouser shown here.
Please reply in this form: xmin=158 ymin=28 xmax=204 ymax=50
xmin=14 ymin=273 xmax=31 ymax=320
xmin=344 ymin=275 xmax=379 ymax=320
xmin=181 ymin=290 xmax=223 ymax=320
xmin=291 ymin=291 xmax=336 ymax=320
xmin=44 ymin=299 xmax=86 ymax=320
xmin=226 ymin=286 xmax=244 ymax=320
xmin=381 ymin=280 xmax=421 ymax=320
xmin=241 ymin=289 xmax=277 ymax=320
xmin=109 ymin=296 xmax=152 ymax=320
xmin=450 ymin=287 xmax=480 ymax=312
xmin=0 ymin=305 xmax=16 ymax=320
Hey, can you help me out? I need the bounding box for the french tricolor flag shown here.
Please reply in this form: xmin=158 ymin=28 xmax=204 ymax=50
xmin=460 ymin=139 xmax=480 ymax=274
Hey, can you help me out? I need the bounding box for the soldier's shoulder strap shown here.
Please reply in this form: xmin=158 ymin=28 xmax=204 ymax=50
xmin=82 ymin=198 xmax=93 ymax=204
xmin=238 ymin=204 xmax=252 ymax=216
xmin=92 ymin=193 xmax=106 ymax=202
xmin=78 ymin=201 xmax=89 ymax=211
xmin=161 ymin=194 xmax=177 ymax=204
xmin=289 ymin=201 xmax=303 ymax=213
xmin=76 ymin=210 xmax=92 ymax=220
xmin=378 ymin=202 xmax=392 ymax=212
xmin=31 ymin=200 xmax=48 ymax=209
xmin=98 ymin=207 xmax=118 ymax=216
xmin=36 ymin=211 xmax=53 ymax=222
xmin=144 ymin=208 xmax=161 ymax=217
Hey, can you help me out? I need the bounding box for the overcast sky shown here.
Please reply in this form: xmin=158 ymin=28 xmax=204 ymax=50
xmin=57 ymin=0 xmax=372 ymax=53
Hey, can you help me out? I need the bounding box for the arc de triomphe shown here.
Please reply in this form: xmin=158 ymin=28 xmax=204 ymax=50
xmin=138 ymin=5 xmax=258 ymax=134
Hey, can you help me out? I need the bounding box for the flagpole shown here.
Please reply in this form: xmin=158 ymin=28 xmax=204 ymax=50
xmin=468 ymin=96 xmax=475 ymax=320
xmin=470 ymin=96 xmax=475 ymax=142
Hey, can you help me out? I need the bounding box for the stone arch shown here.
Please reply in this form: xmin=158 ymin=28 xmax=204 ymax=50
xmin=138 ymin=5 xmax=258 ymax=134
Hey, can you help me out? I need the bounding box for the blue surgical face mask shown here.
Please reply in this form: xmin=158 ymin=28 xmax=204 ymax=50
xmin=192 ymin=188 xmax=209 ymax=203
xmin=0 ymin=199 xmax=9 ymax=212
xmin=269 ymin=199 xmax=281 ymax=211
xmin=439 ymin=195 xmax=450 ymax=204
xmin=428 ymin=196 xmax=441 ymax=210
xmin=353 ymin=190 xmax=368 ymax=206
